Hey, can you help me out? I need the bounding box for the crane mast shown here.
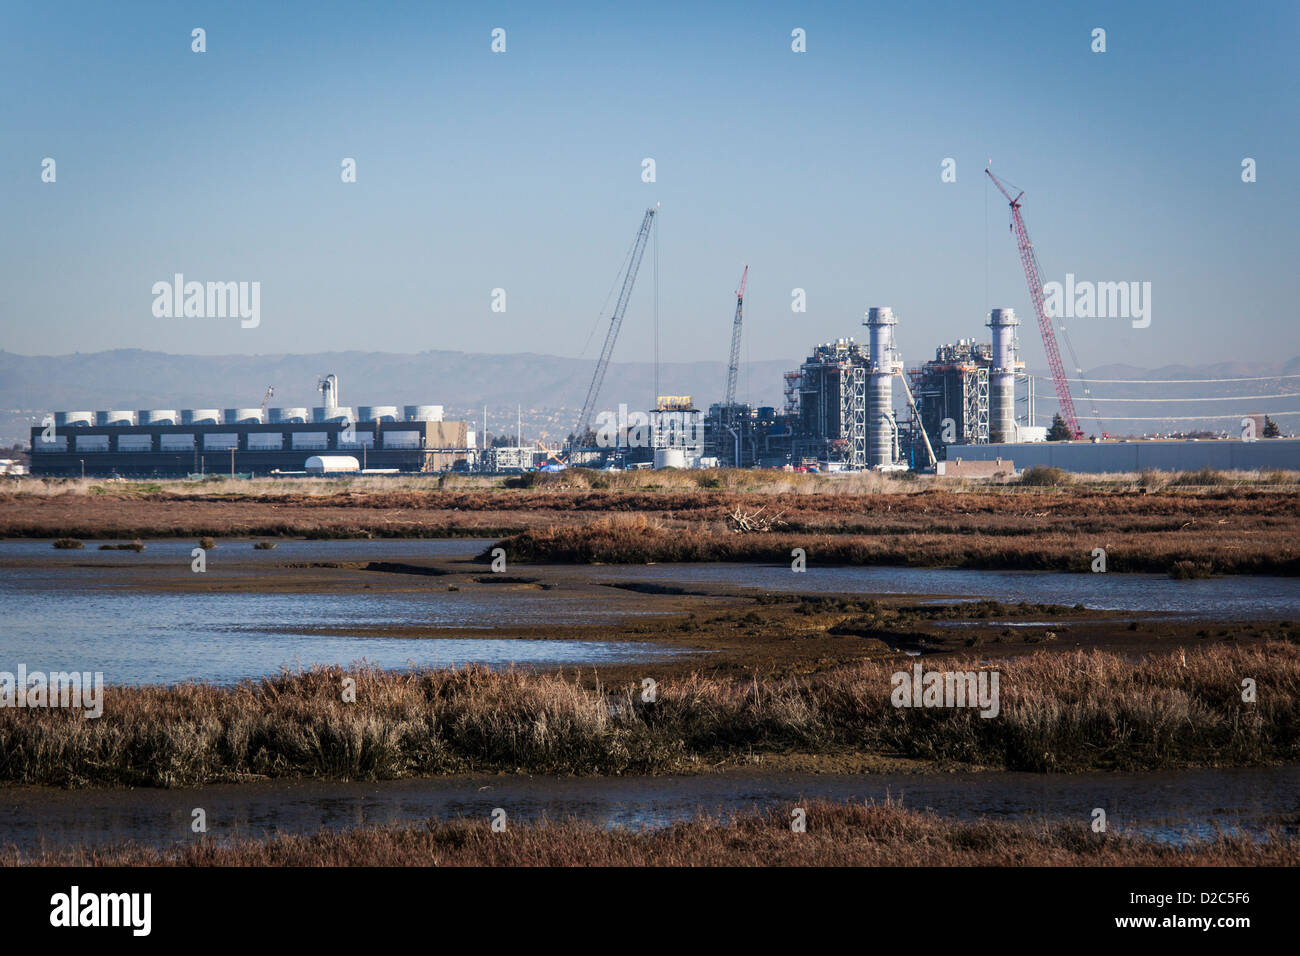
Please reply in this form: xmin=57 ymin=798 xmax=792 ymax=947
xmin=985 ymin=169 xmax=1084 ymax=440
xmin=571 ymin=207 xmax=657 ymax=448
xmin=724 ymin=265 xmax=748 ymax=421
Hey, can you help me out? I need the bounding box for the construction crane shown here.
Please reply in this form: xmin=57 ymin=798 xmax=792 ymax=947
xmin=535 ymin=440 xmax=567 ymax=472
xmin=894 ymin=370 xmax=936 ymax=469
xmin=985 ymin=168 xmax=1086 ymax=439
xmin=259 ymin=385 xmax=274 ymax=416
xmin=723 ymin=265 xmax=749 ymax=425
xmin=571 ymin=207 xmax=657 ymax=449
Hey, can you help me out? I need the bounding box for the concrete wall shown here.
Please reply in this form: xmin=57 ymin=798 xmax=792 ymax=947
xmin=936 ymin=457 xmax=1014 ymax=478
xmin=947 ymin=439 xmax=1300 ymax=473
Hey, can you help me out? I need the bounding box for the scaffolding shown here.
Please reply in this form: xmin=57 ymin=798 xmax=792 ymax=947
xmin=901 ymin=337 xmax=1028 ymax=464
xmin=791 ymin=339 xmax=870 ymax=467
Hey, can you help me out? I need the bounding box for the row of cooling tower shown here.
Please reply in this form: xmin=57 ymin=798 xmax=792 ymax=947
xmin=51 ymin=405 xmax=444 ymax=427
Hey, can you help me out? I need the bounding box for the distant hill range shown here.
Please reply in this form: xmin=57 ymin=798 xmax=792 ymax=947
xmin=1 ymin=349 xmax=1297 ymax=444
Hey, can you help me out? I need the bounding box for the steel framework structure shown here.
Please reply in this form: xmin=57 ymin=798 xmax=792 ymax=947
xmin=985 ymin=169 xmax=1083 ymax=439
xmin=572 ymin=207 xmax=657 ymax=446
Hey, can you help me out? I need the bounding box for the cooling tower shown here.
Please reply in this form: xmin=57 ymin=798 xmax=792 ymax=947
xmin=54 ymin=411 xmax=95 ymax=428
xmin=223 ymin=408 xmax=264 ymax=425
xmin=138 ymin=410 xmax=179 ymax=425
xmin=313 ymin=406 xmax=354 ymax=424
xmin=404 ymin=405 xmax=443 ymax=422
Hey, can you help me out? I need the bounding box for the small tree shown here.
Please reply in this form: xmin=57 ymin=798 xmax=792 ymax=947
xmin=1263 ymin=416 xmax=1281 ymax=438
xmin=1047 ymin=414 xmax=1073 ymax=441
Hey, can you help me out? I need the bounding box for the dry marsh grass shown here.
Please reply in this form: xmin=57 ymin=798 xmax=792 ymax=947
xmin=492 ymin=510 xmax=1300 ymax=575
xmin=9 ymin=800 xmax=1295 ymax=867
xmin=7 ymin=467 xmax=1298 ymax=501
xmin=3 ymin=472 xmax=1296 ymax=574
xmin=1 ymin=644 xmax=1294 ymax=788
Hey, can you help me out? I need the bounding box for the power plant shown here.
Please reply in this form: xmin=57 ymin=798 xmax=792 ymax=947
xmin=24 ymin=193 xmax=1300 ymax=478
xmin=30 ymin=379 xmax=470 ymax=478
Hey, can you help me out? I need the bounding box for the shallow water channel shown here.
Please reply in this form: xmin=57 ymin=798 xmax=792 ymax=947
xmin=3 ymin=538 xmax=1295 ymax=684
xmin=2 ymin=765 xmax=1295 ymax=854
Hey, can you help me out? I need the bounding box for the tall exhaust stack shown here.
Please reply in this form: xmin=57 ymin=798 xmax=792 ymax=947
xmin=319 ymin=374 xmax=339 ymax=412
xmin=987 ymin=308 xmax=1018 ymax=443
xmin=865 ymin=307 xmax=897 ymax=468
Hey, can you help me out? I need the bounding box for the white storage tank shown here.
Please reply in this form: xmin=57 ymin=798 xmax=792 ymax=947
xmin=358 ymin=405 xmax=400 ymax=422
xmin=96 ymin=410 xmax=136 ymax=426
xmin=269 ymin=407 xmax=310 ymax=424
xmin=305 ymin=455 xmax=361 ymax=475
xmin=55 ymin=411 xmax=95 ymax=428
xmin=182 ymin=409 xmax=222 ymax=425
xmin=404 ymin=404 xmax=443 ymax=422
xmin=654 ymin=448 xmax=687 ymax=469
xmin=313 ymin=406 xmax=354 ymax=424
xmin=138 ymin=409 xmax=179 ymax=425
xmin=223 ymin=408 xmax=264 ymax=424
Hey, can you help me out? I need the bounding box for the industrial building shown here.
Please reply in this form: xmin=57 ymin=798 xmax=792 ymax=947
xmin=898 ymin=308 xmax=1042 ymax=468
xmin=29 ymin=375 xmax=473 ymax=478
xmin=702 ymin=307 xmax=907 ymax=471
xmin=557 ymin=198 xmax=1299 ymax=477
xmin=949 ymin=438 xmax=1300 ymax=473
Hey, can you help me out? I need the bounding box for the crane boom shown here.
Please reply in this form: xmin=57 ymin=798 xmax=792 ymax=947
xmin=895 ymin=371 xmax=936 ymax=469
xmin=572 ymin=207 xmax=657 ymax=446
xmin=724 ymin=265 xmax=748 ymax=414
xmin=985 ymin=168 xmax=1083 ymax=439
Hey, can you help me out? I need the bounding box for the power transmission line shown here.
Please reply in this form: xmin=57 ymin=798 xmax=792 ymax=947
xmin=1037 ymin=374 xmax=1300 ymax=384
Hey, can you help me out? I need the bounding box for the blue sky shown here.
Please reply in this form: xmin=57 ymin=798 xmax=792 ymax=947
xmin=1 ymin=0 xmax=1296 ymax=382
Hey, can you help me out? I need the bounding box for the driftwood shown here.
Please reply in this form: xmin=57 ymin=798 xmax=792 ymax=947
xmin=725 ymin=505 xmax=787 ymax=534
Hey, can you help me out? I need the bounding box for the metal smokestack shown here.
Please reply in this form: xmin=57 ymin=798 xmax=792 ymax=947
xmin=318 ymin=374 xmax=339 ymax=412
xmin=865 ymin=307 xmax=897 ymax=468
xmin=987 ymin=308 xmax=1018 ymax=443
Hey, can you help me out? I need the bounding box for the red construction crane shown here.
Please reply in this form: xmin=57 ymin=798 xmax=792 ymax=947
xmin=985 ymin=168 xmax=1083 ymax=439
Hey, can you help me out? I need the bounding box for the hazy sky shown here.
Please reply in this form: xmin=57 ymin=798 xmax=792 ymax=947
xmin=2 ymin=0 xmax=1296 ymax=374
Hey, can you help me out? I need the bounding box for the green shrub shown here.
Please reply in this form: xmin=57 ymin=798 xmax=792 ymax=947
xmin=1017 ymin=466 xmax=1071 ymax=486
